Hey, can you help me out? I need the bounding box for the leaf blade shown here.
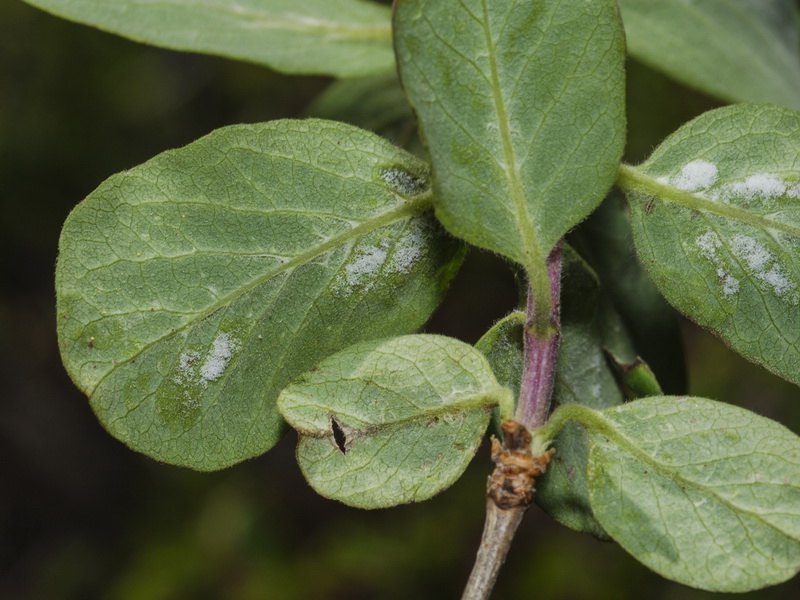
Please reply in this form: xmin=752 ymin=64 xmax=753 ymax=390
xmin=394 ymin=0 xmax=626 ymax=280
xmin=23 ymin=0 xmax=394 ymax=77
xmin=620 ymin=0 xmax=800 ymax=110
xmin=581 ymin=397 xmax=800 ymax=591
xmin=620 ymin=104 xmax=800 ymax=386
xmin=56 ymin=119 xmax=463 ymax=470
xmin=278 ymin=334 xmax=509 ymax=508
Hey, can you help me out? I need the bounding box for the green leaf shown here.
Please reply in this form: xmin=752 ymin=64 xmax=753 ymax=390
xmin=618 ymin=104 xmax=800 ymax=387
xmin=393 ymin=0 xmax=625 ymax=314
xmin=604 ymin=352 xmax=663 ymax=400
xmin=55 ymin=119 xmax=464 ymax=470
xmin=619 ymin=0 xmax=800 ymax=110
xmin=474 ymin=311 xmax=526 ymax=410
xmin=23 ymin=0 xmax=394 ymax=77
xmin=542 ymin=397 xmax=800 ymax=591
xmin=277 ymin=334 xmax=511 ymax=508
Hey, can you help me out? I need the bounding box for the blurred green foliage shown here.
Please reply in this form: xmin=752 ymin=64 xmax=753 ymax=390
xmin=2 ymin=1 xmax=798 ymax=599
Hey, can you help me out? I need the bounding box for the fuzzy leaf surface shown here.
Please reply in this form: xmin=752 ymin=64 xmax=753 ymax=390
xmin=56 ymin=119 xmax=463 ymax=470
xmin=23 ymin=0 xmax=393 ymax=77
xmin=278 ymin=335 xmax=509 ymax=508
xmin=619 ymin=0 xmax=800 ymax=109
xmin=570 ymin=397 xmax=800 ymax=591
xmin=620 ymin=104 xmax=800 ymax=386
xmin=394 ymin=0 xmax=625 ymax=281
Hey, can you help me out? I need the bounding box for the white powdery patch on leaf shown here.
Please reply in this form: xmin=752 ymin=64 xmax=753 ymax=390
xmin=380 ymin=167 xmax=427 ymax=196
xmin=695 ymin=231 xmax=740 ymax=298
xmin=671 ymin=160 xmax=718 ymax=192
xmin=200 ymin=332 xmax=239 ymax=384
xmin=723 ymin=174 xmax=787 ymax=201
xmin=710 ymin=173 xmax=796 ymax=204
xmin=729 ymin=234 xmax=798 ymax=304
xmin=334 ymin=220 xmax=430 ymax=297
xmin=174 ymin=332 xmax=241 ymax=403
xmin=345 ymin=242 xmax=389 ymax=289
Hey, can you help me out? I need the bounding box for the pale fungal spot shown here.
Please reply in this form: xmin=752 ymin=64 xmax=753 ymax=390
xmin=721 ymin=173 xmax=787 ymax=201
xmin=695 ymin=230 xmax=797 ymax=304
xmin=333 ymin=219 xmax=430 ymax=298
xmin=706 ymin=172 xmax=797 ymax=204
xmin=344 ymin=242 xmax=389 ymax=290
xmin=199 ymin=332 xmax=239 ymax=383
xmin=173 ymin=333 xmax=241 ymax=410
xmin=380 ymin=167 xmax=428 ymax=196
xmin=671 ymin=160 xmax=718 ymax=192
xmin=729 ymin=234 xmax=797 ymax=303
xmin=695 ymin=231 xmax=740 ymax=298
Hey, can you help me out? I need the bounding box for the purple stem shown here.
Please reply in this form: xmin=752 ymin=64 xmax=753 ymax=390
xmin=515 ymin=245 xmax=562 ymax=429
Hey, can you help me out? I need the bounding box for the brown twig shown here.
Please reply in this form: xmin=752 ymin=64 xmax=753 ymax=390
xmin=461 ymin=421 xmax=555 ymax=600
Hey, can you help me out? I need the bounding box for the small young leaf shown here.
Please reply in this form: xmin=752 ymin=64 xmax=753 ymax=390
xmin=394 ymin=0 xmax=625 ymax=304
xmin=474 ymin=311 xmax=526 ymax=409
xmin=619 ymin=0 xmax=800 ymax=110
xmin=277 ymin=335 xmax=512 ymax=509
xmin=22 ymin=0 xmax=394 ymax=77
xmin=619 ymin=104 xmax=800 ymax=387
xmin=545 ymin=397 xmax=800 ymax=592
xmin=56 ymin=120 xmax=463 ymax=470
xmin=604 ymin=351 xmax=663 ymax=400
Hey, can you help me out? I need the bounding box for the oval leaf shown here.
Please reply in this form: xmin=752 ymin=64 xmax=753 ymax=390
xmin=619 ymin=104 xmax=800 ymax=386
xmin=620 ymin=0 xmax=800 ymax=109
xmin=570 ymin=397 xmax=800 ymax=591
xmin=277 ymin=335 xmax=511 ymax=509
xmin=23 ymin=0 xmax=394 ymax=77
xmin=56 ymin=119 xmax=463 ymax=470
xmin=394 ymin=0 xmax=625 ymax=284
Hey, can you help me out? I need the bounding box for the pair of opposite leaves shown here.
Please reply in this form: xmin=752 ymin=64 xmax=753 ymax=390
xmin=56 ymin=105 xmax=800 ymax=592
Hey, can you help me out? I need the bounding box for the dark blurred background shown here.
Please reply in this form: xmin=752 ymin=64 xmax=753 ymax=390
xmin=2 ymin=2 xmax=799 ymax=599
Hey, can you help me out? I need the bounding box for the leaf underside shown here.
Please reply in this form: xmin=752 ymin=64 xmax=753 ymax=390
xmin=394 ymin=0 xmax=626 ymax=277
xmin=278 ymin=335 xmax=507 ymax=508
xmin=585 ymin=396 xmax=800 ymax=592
xmin=56 ymin=119 xmax=463 ymax=470
xmin=23 ymin=0 xmax=394 ymax=77
xmin=623 ymin=104 xmax=800 ymax=387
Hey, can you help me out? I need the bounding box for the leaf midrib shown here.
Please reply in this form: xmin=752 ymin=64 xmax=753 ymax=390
xmin=479 ymin=0 xmax=541 ymax=271
xmin=87 ymin=193 xmax=432 ymax=394
xmin=617 ymin=164 xmax=800 ymax=239
xmin=289 ymin=391 xmax=501 ymax=440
